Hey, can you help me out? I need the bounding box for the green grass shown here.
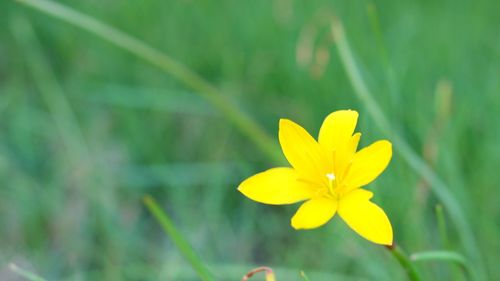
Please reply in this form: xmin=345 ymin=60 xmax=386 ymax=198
xmin=1 ymin=0 xmax=499 ymax=280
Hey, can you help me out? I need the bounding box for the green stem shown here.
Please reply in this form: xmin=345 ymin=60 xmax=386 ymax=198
xmin=15 ymin=0 xmax=283 ymax=164
xmin=386 ymin=245 xmax=422 ymax=281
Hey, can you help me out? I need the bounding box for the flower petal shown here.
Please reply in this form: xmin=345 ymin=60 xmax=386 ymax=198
xmin=279 ymin=119 xmax=330 ymax=185
xmin=343 ymin=140 xmax=392 ymax=189
xmin=334 ymin=132 xmax=361 ymax=180
xmin=338 ymin=189 xmax=393 ymax=245
xmin=291 ymin=197 xmax=337 ymax=229
xmin=238 ymin=167 xmax=316 ymax=205
xmin=318 ymin=110 xmax=358 ymax=155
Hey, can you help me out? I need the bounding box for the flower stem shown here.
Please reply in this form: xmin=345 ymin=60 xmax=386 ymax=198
xmin=386 ymin=244 xmax=422 ymax=281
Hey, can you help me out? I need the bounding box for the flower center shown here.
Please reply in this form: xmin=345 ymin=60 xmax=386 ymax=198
xmin=315 ymin=173 xmax=346 ymax=199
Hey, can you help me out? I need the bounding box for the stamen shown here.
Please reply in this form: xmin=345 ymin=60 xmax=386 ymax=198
xmin=326 ymin=173 xmax=336 ymax=181
xmin=325 ymin=173 xmax=336 ymax=195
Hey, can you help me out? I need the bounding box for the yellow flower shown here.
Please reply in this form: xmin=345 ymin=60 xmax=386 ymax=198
xmin=238 ymin=110 xmax=393 ymax=245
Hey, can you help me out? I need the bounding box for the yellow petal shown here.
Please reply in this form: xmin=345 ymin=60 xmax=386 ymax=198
xmin=343 ymin=140 xmax=392 ymax=189
xmin=334 ymin=132 xmax=361 ymax=180
xmin=338 ymin=189 xmax=393 ymax=245
xmin=291 ymin=197 xmax=337 ymax=229
xmin=279 ymin=119 xmax=329 ymax=185
xmin=318 ymin=110 xmax=358 ymax=155
xmin=238 ymin=167 xmax=315 ymax=205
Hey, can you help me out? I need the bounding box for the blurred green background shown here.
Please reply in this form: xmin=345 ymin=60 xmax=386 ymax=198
xmin=0 ymin=0 xmax=499 ymax=280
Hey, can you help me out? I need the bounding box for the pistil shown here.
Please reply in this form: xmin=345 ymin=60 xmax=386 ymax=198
xmin=326 ymin=173 xmax=337 ymax=196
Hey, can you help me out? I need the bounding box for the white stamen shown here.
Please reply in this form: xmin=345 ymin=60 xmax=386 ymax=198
xmin=326 ymin=173 xmax=335 ymax=181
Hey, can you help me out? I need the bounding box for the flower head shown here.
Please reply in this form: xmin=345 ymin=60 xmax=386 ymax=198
xmin=238 ymin=110 xmax=393 ymax=245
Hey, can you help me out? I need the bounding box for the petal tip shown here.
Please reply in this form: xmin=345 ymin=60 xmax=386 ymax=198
xmin=342 ymin=109 xmax=359 ymax=118
xmin=348 ymin=109 xmax=359 ymax=115
xmin=291 ymin=215 xmax=309 ymax=230
xmin=375 ymin=230 xmax=394 ymax=245
xmin=279 ymin=118 xmax=291 ymax=126
xmin=381 ymin=140 xmax=393 ymax=158
xmin=290 ymin=219 xmax=305 ymax=230
xmin=326 ymin=109 xmax=359 ymax=119
xmin=278 ymin=118 xmax=294 ymax=134
xmin=382 ymin=239 xmax=394 ymax=246
xmin=378 ymin=235 xmax=393 ymax=246
xmin=236 ymin=180 xmax=252 ymax=196
xmin=380 ymin=140 xmax=393 ymax=149
xmin=362 ymin=231 xmax=393 ymax=246
xmin=236 ymin=184 xmax=247 ymax=196
xmin=374 ymin=222 xmax=393 ymax=245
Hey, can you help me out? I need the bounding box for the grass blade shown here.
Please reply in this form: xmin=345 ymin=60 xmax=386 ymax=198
xmin=14 ymin=0 xmax=282 ymax=164
xmin=435 ymin=204 xmax=449 ymax=248
xmin=9 ymin=263 xmax=47 ymax=281
xmin=300 ymin=270 xmax=311 ymax=281
xmin=330 ymin=18 xmax=485 ymax=280
xmin=411 ymin=251 xmax=467 ymax=266
xmin=143 ymin=195 xmax=216 ymax=281
xmin=411 ymin=250 xmax=470 ymax=278
xmin=9 ymin=14 xmax=89 ymax=161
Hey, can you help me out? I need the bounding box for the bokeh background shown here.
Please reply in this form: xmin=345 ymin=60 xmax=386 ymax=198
xmin=0 ymin=0 xmax=499 ymax=280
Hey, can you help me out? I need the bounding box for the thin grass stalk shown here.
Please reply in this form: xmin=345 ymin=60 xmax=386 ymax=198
xmin=412 ymin=250 xmax=471 ymax=280
xmin=435 ymin=204 xmax=450 ymax=248
xmin=330 ymin=18 xmax=485 ymax=281
xmin=9 ymin=15 xmax=89 ymax=161
xmin=411 ymin=251 xmax=469 ymax=269
xmin=143 ymin=195 xmax=216 ymax=281
xmin=365 ymin=2 xmax=400 ymax=108
xmin=9 ymin=263 xmax=47 ymax=281
xmin=15 ymin=0 xmax=282 ymax=164
xmin=300 ymin=271 xmax=312 ymax=281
